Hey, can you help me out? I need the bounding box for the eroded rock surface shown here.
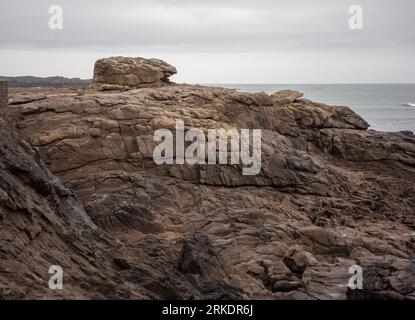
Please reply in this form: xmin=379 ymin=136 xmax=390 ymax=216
xmin=1 ymin=60 xmax=415 ymax=300
xmin=0 ymin=117 xmax=132 ymax=299
xmin=92 ymin=57 xmax=177 ymax=91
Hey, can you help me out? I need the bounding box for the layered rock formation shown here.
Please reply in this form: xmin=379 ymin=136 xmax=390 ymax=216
xmin=1 ymin=58 xmax=415 ymax=300
xmin=92 ymin=57 xmax=177 ymax=91
xmin=0 ymin=117 xmax=136 ymax=299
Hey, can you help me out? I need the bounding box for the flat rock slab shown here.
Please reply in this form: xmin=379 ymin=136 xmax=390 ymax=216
xmin=8 ymin=93 xmax=47 ymax=105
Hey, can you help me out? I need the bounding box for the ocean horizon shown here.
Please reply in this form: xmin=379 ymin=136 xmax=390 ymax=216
xmin=206 ymin=83 xmax=415 ymax=133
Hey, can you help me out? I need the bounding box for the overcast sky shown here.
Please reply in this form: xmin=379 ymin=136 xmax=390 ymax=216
xmin=0 ymin=0 xmax=414 ymax=83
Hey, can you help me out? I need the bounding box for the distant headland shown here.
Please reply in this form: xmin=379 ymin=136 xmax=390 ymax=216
xmin=0 ymin=75 xmax=91 ymax=88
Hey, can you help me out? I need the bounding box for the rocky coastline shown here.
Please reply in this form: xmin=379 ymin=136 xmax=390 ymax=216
xmin=0 ymin=58 xmax=414 ymax=300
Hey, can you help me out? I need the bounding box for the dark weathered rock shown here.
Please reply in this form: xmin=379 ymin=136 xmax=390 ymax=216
xmin=0 ymin=81 xmax=7 ymax=107
xmin=347 ymin=255 xmax=415 ymax=300
xmin=0 ymin=117 xmax=136 ymax=299
xmin=283 ymin=246 xmax=317 ymax=274
xmin=177 ymin=233 xmax=230 ymax=282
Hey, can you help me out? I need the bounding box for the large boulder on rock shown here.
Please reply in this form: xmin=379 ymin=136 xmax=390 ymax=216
xmin=92 ymin=56 xmax=177 ymax=91
xmin=271 ymin=90 xmax=303 ymax=105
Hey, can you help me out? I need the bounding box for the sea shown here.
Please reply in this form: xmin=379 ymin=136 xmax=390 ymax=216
xmin=209 ymin=84 xmax=415 ymax=133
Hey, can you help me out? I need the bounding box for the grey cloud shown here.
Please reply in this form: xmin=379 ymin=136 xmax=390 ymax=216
xmin=0 ymin=0 xmax=414 ymax=82
xmin=0 ymin=0 xmax=414 ymax=52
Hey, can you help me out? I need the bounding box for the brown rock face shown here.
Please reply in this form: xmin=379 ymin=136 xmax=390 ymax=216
xmin=0 ymin=117 xmax=134 ymax=299
xmin=92 ymin=57 xmax=177 ymax=90
xmin=1 ymin=59 xmax=415 ymax=300
xmin=0 ymin=81 xmax=7 ymax=107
